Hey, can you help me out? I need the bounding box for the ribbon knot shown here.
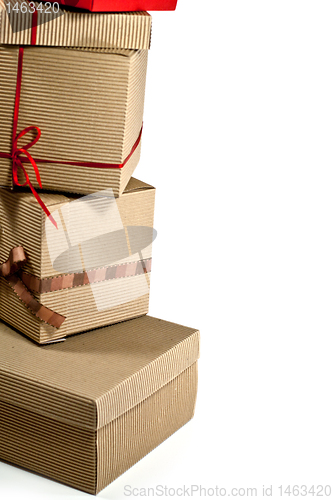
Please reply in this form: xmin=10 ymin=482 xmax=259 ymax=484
xmin=9 ymin=124 xmax=58 ymax=229
xmin=0 ymin=46 xmax=58 ymax=228
xmin=0 ymin=247 xmax=66 ymax=329
xmin=11 ymin=125 xmax=42 ymax=188
xmin=0 ymin=46 xmax=142 ymax=230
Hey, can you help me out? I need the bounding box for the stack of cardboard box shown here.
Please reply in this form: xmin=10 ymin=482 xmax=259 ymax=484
xmin=0 ymin=0 xmax=199 ymax=494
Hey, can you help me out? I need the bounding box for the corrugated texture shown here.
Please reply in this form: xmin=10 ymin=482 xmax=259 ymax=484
xmin=95 ymin=331 xmax=200 ymax=429
xmin=0 ymin=364 xmax=197 ymax=494
xmin=0 ymin=278 xmax=44 ymax=343
xmin=0 ymin=188 xmax=44 ymax=277
xmin=0 ymin=316 xmax=200 ymax=429
xmin=0 ymin=45 xmax=148 ymax=196
xmin=0 ymin=0 xmax=152 ymax=49
xmin=96 ymin=363 xmax=198 ymax=493
xmin=0 ymin=368 xmax=97 ymax=428
xmin=0 ymin=179 xmax=155 ymax=342
xmin=0 ymin=277 xmax=150 ymax=342
xmin=0 ymin=178 xmax=155 ymax=278
xmin=0 ymin=400 xmax=97 ymax=493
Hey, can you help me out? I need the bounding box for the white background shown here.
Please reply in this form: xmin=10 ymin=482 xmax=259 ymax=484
xmin=2 ymin=0 xmax=333 ymax=498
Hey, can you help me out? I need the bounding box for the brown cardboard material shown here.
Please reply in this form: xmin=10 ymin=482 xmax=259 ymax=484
xmin=0 ymin=177 xmax=156 ymax=343
xmin=0 ymin=316 xmax=200 ymax=494
xmin=0 ymin=45 xmax=148 ymax=197
xmin=0 ymin=0 xmax=152 ymax=49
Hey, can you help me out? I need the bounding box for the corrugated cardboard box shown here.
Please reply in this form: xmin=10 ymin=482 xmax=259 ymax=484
xmin=0 ymin=0 xmax=152 ymax=49
xmin=0 ymin=44 xmax=148 ymax=197
xmin=0 ymin=178 xmax=156 ymax=344
xmin=0 ymin=315 xmax=200 ymax=494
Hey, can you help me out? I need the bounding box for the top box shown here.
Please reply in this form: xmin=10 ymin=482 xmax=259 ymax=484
xmin=0 ymin=0 xmax=152 ymax=48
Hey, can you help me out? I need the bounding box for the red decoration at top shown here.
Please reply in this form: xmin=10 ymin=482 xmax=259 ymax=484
xmin=46 ymin=0 xmax=177 ymax=11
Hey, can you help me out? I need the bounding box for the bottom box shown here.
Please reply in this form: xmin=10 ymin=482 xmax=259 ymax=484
xmin=0 ymin=316 xmax=200 ymax=494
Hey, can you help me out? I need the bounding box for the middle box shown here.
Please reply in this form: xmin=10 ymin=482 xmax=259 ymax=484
xmin=0 ymin=178 xmax=156 ymax=344
xmin=0 ymin=44 xmax=148 ymax=197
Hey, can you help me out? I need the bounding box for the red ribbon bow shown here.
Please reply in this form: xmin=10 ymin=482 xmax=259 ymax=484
xmin=0 ymin=29 xmax=143 ymax=229
xmin=10 ymin=124 xmax=58 ymax=228
xmin=0 ymin=47 xmax=58 ymax=228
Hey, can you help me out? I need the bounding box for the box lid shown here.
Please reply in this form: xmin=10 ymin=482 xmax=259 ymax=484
xmin=0 ymin=0 xmax=152 ymax=48
xmin=0 ymin=316 xmax=200 ymax=430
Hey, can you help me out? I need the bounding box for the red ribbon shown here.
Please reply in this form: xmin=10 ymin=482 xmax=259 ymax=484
xmin=31 ymin=9 xmax=38 ymax=45
xmin=0 ymin=26 xmax=143 ymax=228
xmin=0 ymin=47 xmax=58 ymax=228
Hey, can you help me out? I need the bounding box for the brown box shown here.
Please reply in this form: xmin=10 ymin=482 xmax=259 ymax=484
xmin=0 ymin=0 xmax=152 ymax=49
xmin=0 ymin=44 xmax=148 ymax=197
xmin=0 ymin=315 xmax=200 ymax=494
xmin=0 ymin=177 xmax=156 ymax=344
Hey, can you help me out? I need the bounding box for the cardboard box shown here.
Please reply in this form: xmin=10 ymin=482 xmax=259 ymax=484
xmin=39 ymin=0 xmax=177 ymax=12
xmin=0 ymin=0 xmax=152 ymax=49
xmin=0 ymin=315 xmax=200 ymax=494
xmin=0 ymin=44 xmax=148 ymax=197
xmin=0 ymin=178 xmax=156 ymax=344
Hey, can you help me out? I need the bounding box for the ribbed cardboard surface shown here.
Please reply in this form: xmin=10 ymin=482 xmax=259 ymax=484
xmin=0 ymin=177 xmax=156 ymax=343
xmin=0 ymin=0 xmax=152 ymax=49
xmin=0 ymin=45 xmax=148 ymax=196
xmin=0 ymin=316 xmax=200 ymax=494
